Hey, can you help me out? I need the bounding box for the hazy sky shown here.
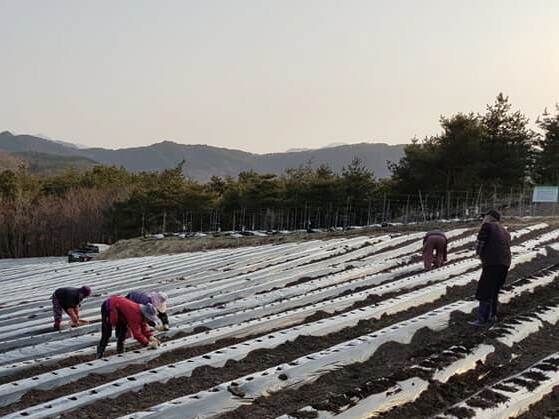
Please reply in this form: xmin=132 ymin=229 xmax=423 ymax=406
xmin=1 ymin=1 xmax=558 ymax=153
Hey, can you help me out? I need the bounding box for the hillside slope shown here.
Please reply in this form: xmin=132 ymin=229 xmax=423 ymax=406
xmin=0 ymin=131 xmax=405 ymax=180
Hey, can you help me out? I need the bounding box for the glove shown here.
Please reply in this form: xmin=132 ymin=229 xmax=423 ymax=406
xmin=154 ymin=324 xmax=166 ymax=332
xmin=147 ymin=337 xmax=160 ymax=349
xmin=163 ymin=324 xmax=170 ymax=331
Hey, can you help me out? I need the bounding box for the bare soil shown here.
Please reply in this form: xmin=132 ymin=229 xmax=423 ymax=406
xmin=99 ymin=220 xmax=493 ymax=260
xmin=5 ymin=218 xmax=559 ymax=419
xmin=53 ymin=250 xmax=559 ymax=418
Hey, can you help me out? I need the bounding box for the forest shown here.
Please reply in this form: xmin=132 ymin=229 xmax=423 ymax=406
xmin=1 ymin=94 xmax=558 ymax=258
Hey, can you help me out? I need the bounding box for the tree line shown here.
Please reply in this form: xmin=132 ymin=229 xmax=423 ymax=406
xmin=0 ymin=94 xmax=558 ymax=258
xmin=389 ymin=94 xmax=559 ymax=192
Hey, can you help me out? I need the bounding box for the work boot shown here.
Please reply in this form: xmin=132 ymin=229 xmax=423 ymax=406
xmin=117 ymin=341 xmax=125 ymax=354
xmin=53 ymin=320 xmax=61 ymax=331
xmin=468 ymin=319 xmax=490 ymax=327
xmin=96 ymin=345 xmax=105 ymax=359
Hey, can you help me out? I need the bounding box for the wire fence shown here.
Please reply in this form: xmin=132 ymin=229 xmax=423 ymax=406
xmin=137 ymin=187 xmax=558 ymax=234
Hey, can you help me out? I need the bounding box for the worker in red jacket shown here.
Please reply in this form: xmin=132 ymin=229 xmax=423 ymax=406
xmin=96 ymin=296 xmax=161 ymax=359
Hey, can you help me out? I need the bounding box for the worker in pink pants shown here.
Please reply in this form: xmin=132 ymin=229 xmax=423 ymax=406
xmin=423 ymin=230 xmax=448 ymax=270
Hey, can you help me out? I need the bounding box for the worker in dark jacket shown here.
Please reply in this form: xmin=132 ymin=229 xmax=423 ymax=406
xmin=96 ymin=296 xmax=161 ymax=358
xmin=126 ymin=290 xmax=169 ymax=330
xmin=469 ymin=209 xmax=511 ymax=326
xmin=51 ymin=286 xmax=92 ymax=331
xmin=423 ymin=230 xmax=448 ymax=270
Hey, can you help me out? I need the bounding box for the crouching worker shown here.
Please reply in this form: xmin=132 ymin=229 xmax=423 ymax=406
xmin=422 ymin=230 xmax=448 ymax=271
xmin=96 ymin=296 xmax=161 ymax=359
xmin=52 ymin=286 xmax=92 ymax=331
xmin=126 ymin=290 xmax=170 ymax=330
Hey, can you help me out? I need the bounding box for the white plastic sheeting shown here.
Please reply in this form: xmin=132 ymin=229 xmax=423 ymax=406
xmin=0 ymin=256 xmax=479 ymax=364
xmin=0 ymin=239 xmax=348 ymax=312
xmin=437 ymin=352 xmax=559 ymax=419
xmin=0 ymin=247 xmax=548 ymax=379
xmin=107 ymin=301 xmax=477 ymax=419
xmin=2 ymin=226 xmax=556 ymax=414
xmin=0 ymin=226 xmax=490 ymax=343
xmin=0 ymin=236 xmax=390 ymax=336
xmin=0 ymin=229 xmax=476 ymax=364
xmin=114 ymin=268 xmax=559 ymax=419
xmin=0 ymin=235 xmax=372 ymax=314
xmin=431 ymin=344 xmax=495 ymax=382
xmin=0 ymin=232 xmax=554 ymax=406
xmin=0 ymin=233 xmax=410 ymax=340
xmin=278 ymin=302 xmax=559 ymax=419
xmin=330 ymin=378 xmax=429 ymax=419
xmin=0 ymin=267 xmax=473 ymax=408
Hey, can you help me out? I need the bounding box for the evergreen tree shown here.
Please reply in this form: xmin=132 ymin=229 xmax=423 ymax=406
xmin=479 ymin=93 xmax=536 ymax=187
xmin=534 ymin=105 xmax=559 ymax=184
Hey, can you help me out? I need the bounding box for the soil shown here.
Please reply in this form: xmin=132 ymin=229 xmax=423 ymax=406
xmin=0 ymin=355 xmax=96 ymax=387
xmin=4 ymin=221 xmax=559 ymax=419
xmin=373 ymin=307 xmax=559 ymax=417
xmin=228 ymin=301 xmax=559 ymax=419
xmin=216 ymin=259 xmax=559 ymax=419
xmin=99 ymin=220 xmax=491 ymax=260
xmin=59 ymin=250 xmax=559 ymax=419
xmin=517 ymin=386 xmax=559 ymax=419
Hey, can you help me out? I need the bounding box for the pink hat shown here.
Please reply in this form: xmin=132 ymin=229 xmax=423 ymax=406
xmin=80 ymin=286 xmax=92 ymax=297
xmin=149 ymin=291 xmax=168 ymax=313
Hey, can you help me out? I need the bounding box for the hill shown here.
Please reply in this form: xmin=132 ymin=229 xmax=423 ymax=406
xmin=0 ymin=131 xmax=83 ymax=157
xmin=251 ymin=142 xmax=404 ymax=179
xmin=13 ymin=151 xmax=98 ymax=175
xmin=0 ymin=151 xmax=25 ymax=171
xmin=0 ymin=131 xmax=405 ymax=180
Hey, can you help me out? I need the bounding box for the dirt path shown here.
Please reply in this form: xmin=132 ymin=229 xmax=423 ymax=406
xmin=99 ymin=219 xmax=500 ymax=260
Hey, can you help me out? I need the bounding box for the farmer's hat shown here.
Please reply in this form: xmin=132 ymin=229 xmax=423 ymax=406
xmin=149 ymin=291 xmax=168 ymax=313
xmin=140 ymin=303 xmax=160 ymax=325
xmin=484 ymin=209 xmax=501 ymax=221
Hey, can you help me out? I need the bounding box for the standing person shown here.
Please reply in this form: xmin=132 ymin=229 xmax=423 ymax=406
xmin=126 ymin=290 xmax=170 ymax=330
xmin=422 ymin=230 xmax=448 ymax=271
xmin=469 ymin=209 xmax=511 ymax=327
xmin=51 ymin=286 xmax=92 ymax=331
xmin=96 ymin=296 xmax=161 ymax=359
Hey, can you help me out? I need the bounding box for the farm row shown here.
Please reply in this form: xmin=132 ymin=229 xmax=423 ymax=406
xmin=0 ymin=221 xmax=558 ymax=418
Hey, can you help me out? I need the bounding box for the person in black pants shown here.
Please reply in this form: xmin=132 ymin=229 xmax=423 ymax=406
xmin=469 ymin=209 xmax=511 ymax=327
xmin=98 ymin=298 xmax=126 ymax=356
xmin=96 ymin=296 xmax=160 ymax=358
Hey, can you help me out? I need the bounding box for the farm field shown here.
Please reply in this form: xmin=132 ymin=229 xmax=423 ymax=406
xmin=1 ymin=222 xmax=559 ymax=418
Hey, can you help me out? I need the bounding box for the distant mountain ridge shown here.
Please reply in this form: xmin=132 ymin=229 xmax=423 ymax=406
xmin=0 ymin=131 xmax=405 ymax=180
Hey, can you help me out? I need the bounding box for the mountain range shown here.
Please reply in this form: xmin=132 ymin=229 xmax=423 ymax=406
xmin=0 ymin=131 xmax=405 ymax=181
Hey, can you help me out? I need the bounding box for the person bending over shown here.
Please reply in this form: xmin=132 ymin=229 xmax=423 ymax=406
xmin=51 ymin=286 xmax=92 ymax=331
xmin=96 ymin=296 xmax=160 ymax=358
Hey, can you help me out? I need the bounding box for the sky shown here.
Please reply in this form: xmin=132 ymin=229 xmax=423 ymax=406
xmin=0 ymin=1 xmax=558 ymax=154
